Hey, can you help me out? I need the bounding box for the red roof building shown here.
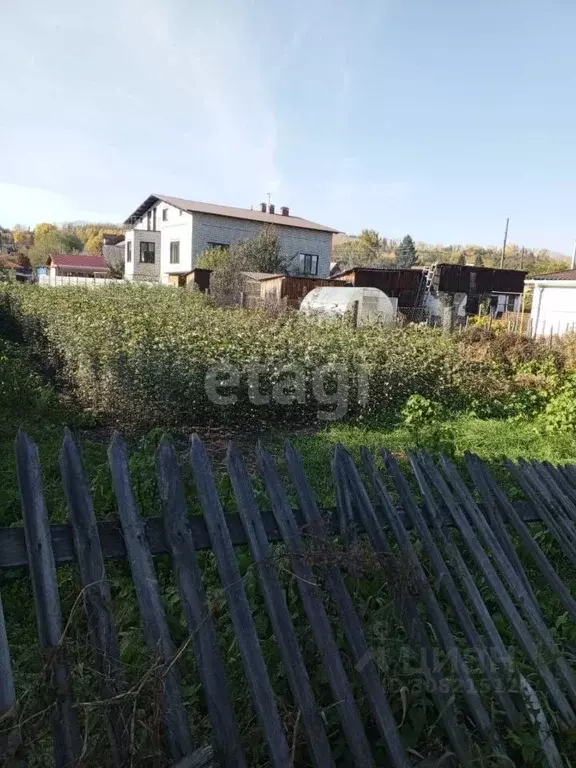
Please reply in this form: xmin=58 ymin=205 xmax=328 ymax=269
xmin=47 ymin=253 xmax=109 ymax=273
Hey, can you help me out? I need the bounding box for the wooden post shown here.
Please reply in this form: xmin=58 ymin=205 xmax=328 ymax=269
xmin=442 ymin=296 xmax=454 ymax=335
xmin=351 ymin=300 xmax=359 ymax=328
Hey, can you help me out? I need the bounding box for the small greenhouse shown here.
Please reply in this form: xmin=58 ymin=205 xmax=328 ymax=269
xmin=299 ymin=286 xmax=398 ymax=326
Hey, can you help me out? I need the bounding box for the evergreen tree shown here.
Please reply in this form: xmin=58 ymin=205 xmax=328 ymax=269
xmin=395 ymin=235 xmax=417 ymax=268
xmin=474 ymin=253 xmax=484 ymax=267
xmin=457 ymin=253 xmax=466 ymax=265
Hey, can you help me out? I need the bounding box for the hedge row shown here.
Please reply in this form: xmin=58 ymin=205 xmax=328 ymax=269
xmin=0 ymin=284 xmax=544 ymax=429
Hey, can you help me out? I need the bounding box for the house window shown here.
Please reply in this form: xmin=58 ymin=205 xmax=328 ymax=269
xmin=126 ymin=242 xmax=132 ymax=263
xmin=140 ymin=241 xmax=156 ymax=264
xmin=146 ymin=210 xmax=151 ymax=231
xmin=207 ymin=242 xmax=230 ymax=250
xmin=299 ymin=253 xmax=319 ymax=275
xmin=170 ymin=241 xmax=180 ymax=264
xmin=162 ymin=209 xmax=168 ymax=221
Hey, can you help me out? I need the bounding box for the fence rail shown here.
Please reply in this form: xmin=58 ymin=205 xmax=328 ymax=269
xmin=1 ymin=430 xmax=576 ymax=767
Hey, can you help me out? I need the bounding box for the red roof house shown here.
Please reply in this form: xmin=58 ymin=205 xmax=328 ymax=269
xmin=47 ymin=253 xmax=109 ymax=273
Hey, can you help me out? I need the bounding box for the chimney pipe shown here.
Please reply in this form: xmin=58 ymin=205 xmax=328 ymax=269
xmin=268 ymin=203 xmax=275 ymax=214
xmin=281 ymin=206 xmax=290 ymax=216
xmin=572 ymin=241 xmax=576 ymax=270
xmin=260 ymin=202 xmax=267 ymax=213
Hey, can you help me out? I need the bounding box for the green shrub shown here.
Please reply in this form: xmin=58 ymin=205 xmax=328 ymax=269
xmin=0 ymin=337 xmax=57 ymax=413
xmin=0 ymin=284 xmax=531 ymax=430
xmin=400 ymin=394 xmax=456 ymax=456
xmin=401 ymin=394 xmax=443 ymax=428
xmin=541 ymin=375 xmax=576 ymax=434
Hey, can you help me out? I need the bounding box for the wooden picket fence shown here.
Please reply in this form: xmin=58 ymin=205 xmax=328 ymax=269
xmin=1 ymin=429 xmax=576 ymax=767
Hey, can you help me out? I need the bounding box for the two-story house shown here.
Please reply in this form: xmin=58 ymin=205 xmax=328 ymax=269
xmin=123 ymin=195 xmax=338 ymax=284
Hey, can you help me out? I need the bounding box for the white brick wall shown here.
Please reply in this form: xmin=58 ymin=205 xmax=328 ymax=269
xmin=190 ymin=212 xmax=333 ymax=277
xmin=127 ymin=202 xmax=333 ymax=280
xmin=129 ymin=230 xmax=162 ymax=282
xmin=132 ymin=201 xmax=193 ymax=280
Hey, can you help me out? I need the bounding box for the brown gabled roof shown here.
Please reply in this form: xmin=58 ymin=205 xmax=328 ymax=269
xmin=125 ymin=194 xmax=339 ymax=234
xmin=47 ymin=253 xmax=109 ymax=271
xmin=528 ymin=269 xmax=576 ymax=281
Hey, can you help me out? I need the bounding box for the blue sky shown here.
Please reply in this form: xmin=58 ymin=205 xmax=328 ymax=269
xmin=1 ymin=0 xmax=575 ymax=253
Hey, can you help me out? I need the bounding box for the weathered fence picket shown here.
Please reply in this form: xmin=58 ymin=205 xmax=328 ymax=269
xmin=256 ymin=443 xmax=375 ymax=768
xmin=0 ymin=590 xmax=14 ymax=715
xmin=156 ymin=438 xmax=246 ymax=768
xmin=2 ymin=428 xmax=576 ymax=766
xmin=284 ymin=441 xmax=410 ymax=768
xmin=60 ymin=428 xmax=127 ymax=765
xmin=380 ymin=449 xmax=521 ymax=729
xmin=188 ymin=434 xmax=291 ymax=766
xmin=362 ymin=448 xmax=504 ymax=756
xmin=423 ymin=452 xmax=576 ymax=725
xmin=466 ymin=454 xmax=576 ymax=622
xmin=332 ymin=445 xmax=474 ymax=766
xmin=506 ymin=459 xmax=576 ymax=565
xmin=15 ymin=429 xmax=81 ymax=768
xmin=226 ymin=442 xmax=334 ymax=768
xmin=441 ymin=455 xmax=576 ymax=711
xmin=108 ymin=432 xmax=194 ymax=761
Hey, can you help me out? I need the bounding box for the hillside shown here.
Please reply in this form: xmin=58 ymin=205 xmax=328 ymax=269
xmin=333 ymin=231 xmax=570 ymax=276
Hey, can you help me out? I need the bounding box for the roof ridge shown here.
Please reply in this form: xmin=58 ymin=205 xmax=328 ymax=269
xmin=125 ymin=194 xmax=338 ymax=233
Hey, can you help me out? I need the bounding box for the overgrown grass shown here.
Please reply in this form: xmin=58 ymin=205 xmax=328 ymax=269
xmin=3 ymin=282 xmax=572 ymax=432
xmin=2 ymin=319 xmax=576 ymax=765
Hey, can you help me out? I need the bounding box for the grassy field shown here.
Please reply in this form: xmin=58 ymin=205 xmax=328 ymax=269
xmin=2 ymin=312 xmax=576 ymax=765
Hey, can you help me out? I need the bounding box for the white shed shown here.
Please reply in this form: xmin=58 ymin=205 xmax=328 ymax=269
xmin=527 ymin=269 xmax=576 ymax=337
xmin=299 ymin=286 xmax=397 ymax=325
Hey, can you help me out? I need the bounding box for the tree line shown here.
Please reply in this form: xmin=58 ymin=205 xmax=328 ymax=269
xmin=0 ymin=222 xmax=124 ymax=268
xmin=333 ymin=230 xmax=569 ymax=276
xmin=0 ymin=219 xmax=568 ymax=279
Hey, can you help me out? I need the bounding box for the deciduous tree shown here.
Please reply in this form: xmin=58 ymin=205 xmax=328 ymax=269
xmin=28 ymin=230 xmax=83 ymax=267
xmin=84 ymin=232 xmax=104 ymax=254
xmin=33 ymin=222 xmax=57 ymax=240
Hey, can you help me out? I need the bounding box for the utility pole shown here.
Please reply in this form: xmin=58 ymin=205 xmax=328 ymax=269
xmin=520 ymin=247 xmax=525 ymax=270
xmin=500 ymin=217 xmax=509 ymax=269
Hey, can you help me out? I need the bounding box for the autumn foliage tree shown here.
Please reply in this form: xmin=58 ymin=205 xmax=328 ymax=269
xmin=27 ymin=229 xmax=83 ymax=267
